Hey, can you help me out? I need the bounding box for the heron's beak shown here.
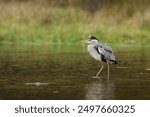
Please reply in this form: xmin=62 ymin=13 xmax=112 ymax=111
xmin=83 ymin=39 xmax=91 ymax=44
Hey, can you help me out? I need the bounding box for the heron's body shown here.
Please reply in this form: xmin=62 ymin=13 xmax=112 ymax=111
xmin=85 ymin=35 xmax=118 ymax=80
xmin=88 ymin=43 xmax=117 ymax=64
xmin=87 ymin=44 xmax=101 ymax=61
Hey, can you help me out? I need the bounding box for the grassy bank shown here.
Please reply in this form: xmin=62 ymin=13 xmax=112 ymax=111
xmin=0 ymin=1 xmax=150 ymax=46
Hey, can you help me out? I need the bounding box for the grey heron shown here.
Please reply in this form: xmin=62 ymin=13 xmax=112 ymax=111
xmin=84 ymin=35 xmax=118 ymax=80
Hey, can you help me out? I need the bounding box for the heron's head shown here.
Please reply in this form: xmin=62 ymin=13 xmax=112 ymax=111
xmin=84 ymin=35 xmax=99 ymax=45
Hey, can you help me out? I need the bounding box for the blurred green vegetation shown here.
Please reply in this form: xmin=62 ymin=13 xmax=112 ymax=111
xmin=0 ymin=0 xmax=150 ymax=46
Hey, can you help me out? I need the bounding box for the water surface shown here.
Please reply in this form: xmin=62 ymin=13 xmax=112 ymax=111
xmin=0 ymin=45 xmax=150 ymax=99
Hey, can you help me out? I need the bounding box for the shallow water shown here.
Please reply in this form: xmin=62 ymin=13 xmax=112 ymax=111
xmin=0 ymin=45 xmax=150 ymax=100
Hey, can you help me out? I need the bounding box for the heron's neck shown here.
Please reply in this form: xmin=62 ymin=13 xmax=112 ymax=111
xmin=92 ymin=41 xmax=99 ymax=46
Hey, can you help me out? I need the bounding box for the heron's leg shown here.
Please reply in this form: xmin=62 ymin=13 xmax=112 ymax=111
xmin=95 ymin=63 xmax=103 ymax=77
xmin=107 ymin=62 xmax=110 ymax=81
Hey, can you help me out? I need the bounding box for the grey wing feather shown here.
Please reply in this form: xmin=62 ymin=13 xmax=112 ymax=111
xmin=96 ymin=43 xmax=116 ymax=61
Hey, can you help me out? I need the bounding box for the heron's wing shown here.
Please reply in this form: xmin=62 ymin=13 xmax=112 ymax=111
xmin=101 ymin=44 xmax=113 ymax=54
xmin=96 ymin=43 xmax=117 ymax=62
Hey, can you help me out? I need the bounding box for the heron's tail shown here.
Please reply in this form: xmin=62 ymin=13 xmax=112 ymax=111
xmin=110 ymin=60 xmax=118 ymax=64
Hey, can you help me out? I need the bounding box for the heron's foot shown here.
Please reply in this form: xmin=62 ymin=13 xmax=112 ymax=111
xmin=92 ymin=76 xmax=101 ymax=79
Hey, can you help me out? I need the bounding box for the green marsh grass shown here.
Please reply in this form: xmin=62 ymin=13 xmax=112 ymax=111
xmin=0 ymin=1 xmax=149 ymax=47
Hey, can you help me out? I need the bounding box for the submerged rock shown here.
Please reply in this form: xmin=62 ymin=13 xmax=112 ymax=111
xmin=25 ymin=82 xmax=49 ymax=86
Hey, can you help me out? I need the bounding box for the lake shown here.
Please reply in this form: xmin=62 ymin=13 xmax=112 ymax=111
xmin=0 ymin=44 xmax=150 ymax=99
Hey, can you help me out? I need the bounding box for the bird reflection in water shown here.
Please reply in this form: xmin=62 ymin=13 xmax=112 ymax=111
xmin=85 ymin=81 xmax=115 ymax=100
